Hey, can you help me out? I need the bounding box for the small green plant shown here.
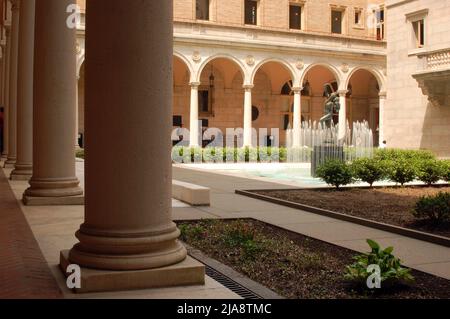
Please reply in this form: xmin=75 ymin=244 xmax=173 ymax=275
xmin=223 ymin=221 xmax=262 ymax=260
xmin=385 ymin=159 xmax=417 ymax=186
xmin=316 ymin=160 xmax=354 ymax=189
xmin=344 ymin=239 xmax=414 ymax=287
xmin=179 ymin=223 xmax=206 ymax=241
xmin=414 ymin=192 xmax=450 ymax=223
xmin=351 ymin=158 xmax=386 ymax=187
xmin=416 ymin=159 xmax=445 ymax=186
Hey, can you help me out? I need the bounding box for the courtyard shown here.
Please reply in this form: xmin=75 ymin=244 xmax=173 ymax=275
xmin=0 ymin=0 xmax=449 ymax=312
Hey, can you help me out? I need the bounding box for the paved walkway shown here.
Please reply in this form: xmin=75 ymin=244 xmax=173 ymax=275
xmin=172 ymin=165 xmax=450 ymax=280
xmin=0 ymin=163 xmax=239 ymax=299
xmin=0 ymin=167 xmax=62 ymax=299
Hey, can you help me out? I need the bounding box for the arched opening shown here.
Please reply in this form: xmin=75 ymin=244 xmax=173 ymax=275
xmin=251 ymin=61 xmax=295 ymax=146
xmin=173 ymin=55 xmax=191 ymax=133
xmin=300 ymin=64 xmax=340 ymax=125
xmin=196 ymin=57 xmax=244 ymax=146
xmin=346 ymin=68 xmax=381 ymax=145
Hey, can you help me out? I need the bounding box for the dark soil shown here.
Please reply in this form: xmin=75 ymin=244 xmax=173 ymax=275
xmin=254 ymin=187 xmax=450 ymax=238
xmin=178 ymin=219 xmax=450 ymax=299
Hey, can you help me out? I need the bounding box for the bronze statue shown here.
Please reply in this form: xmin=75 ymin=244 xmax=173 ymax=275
xmin=319 ymin=83 xmax=340 ymax=128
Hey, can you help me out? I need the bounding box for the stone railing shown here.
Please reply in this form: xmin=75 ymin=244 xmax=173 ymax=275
xmin=426 ymin=49 xmax=450 ymax=70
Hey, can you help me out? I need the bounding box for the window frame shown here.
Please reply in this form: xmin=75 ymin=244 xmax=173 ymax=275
xmin=244 ymin=0 xmax=260 ymax=26
xmin=195 ymin=0 xmax=211 ymax=21
xmin=289 ymin=2 xmax=304 ymax=30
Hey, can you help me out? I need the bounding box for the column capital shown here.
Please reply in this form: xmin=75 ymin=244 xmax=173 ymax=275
xmin=379 ymin=91 xmax=387 ymax=99
xmin=189 ymin=81 xmax=200 ymax=88
xmin=292 ymin=86 xmax=303 ymax=94
xmin=337 ymin=89 xmax=348 ymax=97
xmin=243 ymin=84 xmax=254 ymax=91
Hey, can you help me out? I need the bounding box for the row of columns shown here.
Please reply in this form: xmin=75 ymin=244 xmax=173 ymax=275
xmin=0 ymin=0 xmax=202 ymax=292
xmin=186 ymin=83 xmax=386 ymax=147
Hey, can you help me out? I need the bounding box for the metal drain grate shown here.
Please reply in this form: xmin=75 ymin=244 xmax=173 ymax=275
xmin=205 ymin=265 xmax=262 ymax=299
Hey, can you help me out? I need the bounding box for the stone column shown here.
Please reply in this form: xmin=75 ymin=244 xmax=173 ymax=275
xmin=23 ymin=0 xmax=82 ymax=205
xmin=338 ymin=90 xmax=347 ymax=141
xmin=1 ymin=11 xmax=11 ymax=161
xmin=75 ymin=75 xmax=79 ymax=148
xmin=292 ymin=87 xmax=302 ymax=147
xmin=379 ymin=92 xmax=386 ymax=146
xmin=11 ymin=0 xmax=34 ymax=180
xmin=4 ymin=0 xmax=19 ymax=168
xmin=189 ymin=82 xmax=200 ymax=147
xmin=61 ymin=0 xmax=203 ymax=293
xmin=243 ymin=84 xmax=253 ymax=147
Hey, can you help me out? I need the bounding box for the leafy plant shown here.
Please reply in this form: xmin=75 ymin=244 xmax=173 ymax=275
xmin=316 ymin=160 xmax=354 ymax=189
xmin=414 ymin=192 xmax=450 ymax=223
xmin=223 ymin=221 xmax=262 ymax=260
xmin=442 ymin=160 xmax=450 ymax=183
xmin=385 ymin=159 xmax=417 ymax=186
xmin=351 ymin=158 xmax=386 ymax=187
xmin=344 ymin=239 xmax=414 ymax=287
xmin=416 ymin=159 xmax=445 ymax=186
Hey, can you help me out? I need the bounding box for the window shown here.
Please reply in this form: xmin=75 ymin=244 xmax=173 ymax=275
xmin=375 ymin=8 xmax=385 ymax=40
xmin=245 ymin=0 xmax=258 ymax=25
xmin=331 ymin=10 xmax=342 ymax=34
xmin=354 ymin=8 xmax=363 ymax=26
xmin=198 ymin=89 xmax=210 ymax=114
xmin=173 ymin=115 xmax=182 ymax=127
xmin=196 ymin=0 xmax=210 ymax=20
xmin=289 ymin=4 xmax=302 ymax=30
xmin=412 ymin=19 xmax=425 ymax=47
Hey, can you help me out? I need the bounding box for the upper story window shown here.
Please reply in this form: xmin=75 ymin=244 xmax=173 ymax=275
xmin=375 ymin=7 xmax=385 ymax=40
xmin=354 ymin=8 xmax=363 ymax=28
xmin=245 ymin=0 xmax=259 ymax=25
xmin=412 ymin=19 xmax=425 ymax=48
xmin=331 ymin=10 xmax=343 ymax=34
xmin=289 ymin=3 xmax=303 ymax=30
xmin=196 ymin=0 xmax=210 ymax=20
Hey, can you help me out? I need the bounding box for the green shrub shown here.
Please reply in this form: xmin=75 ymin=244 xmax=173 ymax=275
xmin=385 ymin=159 xmax=417 ymax=186
xmin=414 ymin=192 xmax=450 ymax=223
xmin=223 ymin=221 xmax=262 ymax=260
xmin=344 ymin=239 xmax=414 ymax=288
xmin=375 ymin=148 xmax=435 ymax=162
xmin=442 ymin=160 xmax=450 ymax=183
xmin=416 ymin=159 xmax=445 ymax=186
xmin=316 ymin=160 xmax=354 ymax=189
xmin=351 ymin=158 xmax=386 ymax=187
xmin=75 ymin=149 xmax=85 ymax=159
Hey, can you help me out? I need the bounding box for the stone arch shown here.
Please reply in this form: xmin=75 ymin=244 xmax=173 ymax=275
xmin=344 ymin=66 xmax=386 ymax=92
xmin=196 ymin=54 xmax=247 ymax=84
xmin=299 ymin=62 xmax=342 ymax=89
xmin=173 ymin=51 xmax=194 ymax=82
xmin=250 ymin=58 xmax=297 ymax=87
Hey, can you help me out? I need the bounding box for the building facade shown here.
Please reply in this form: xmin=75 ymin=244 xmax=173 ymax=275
xmin=385 ymin=0 xmax=450 ymax=157
xmin=75 ymin=0 xmax=388 ymax=148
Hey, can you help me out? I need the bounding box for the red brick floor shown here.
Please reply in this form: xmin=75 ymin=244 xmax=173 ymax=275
xmin=0 ymin=167 xmax=62 ymax=299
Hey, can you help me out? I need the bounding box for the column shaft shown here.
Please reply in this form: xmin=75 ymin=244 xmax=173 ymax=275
xmin=243 ymin=85 xmax=253 ymax=147
xmin=68 ymin=0 xmax=187 ymax=271
xmin=1 ymin=25 xmax=10 ymax=159
xmin=189 ymin=82 xmax=200 ymax=147
xmin=5 ymin=0 xmax=19 ymax=167
xmin=11 ymin=0 xmax=34 ymax=180
xmin=338 ymin=91 xmax=347 ymax=141
xmin=23 ymin=0 xmax=82 ymax=204
xmin=379 ymin=92 xmax=386 ymax=146
xmin=292 ymin=88 xmax=302 ymax=147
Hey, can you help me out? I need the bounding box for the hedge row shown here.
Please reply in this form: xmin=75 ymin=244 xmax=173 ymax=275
xmin=316 ymin=149 xmax=450 ymax=189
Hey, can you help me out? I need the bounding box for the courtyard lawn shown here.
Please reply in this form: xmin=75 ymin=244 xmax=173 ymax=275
xmin=178 ymin=219 xmax=450 ymax=299
xmin=254 ymin=186 xmax=450 ymax=238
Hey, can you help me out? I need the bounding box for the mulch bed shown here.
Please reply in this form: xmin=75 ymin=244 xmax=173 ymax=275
xmin=254 ymin=186 xmax=450 ymax=238
xmin=178 ymin=219 xmax=450 ymax=299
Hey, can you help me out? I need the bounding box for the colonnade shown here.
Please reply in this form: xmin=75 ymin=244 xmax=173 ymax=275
xmin=0 ymin=0 xmax=203 ymax=293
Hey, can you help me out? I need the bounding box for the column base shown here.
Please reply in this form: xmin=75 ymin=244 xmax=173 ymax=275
xmin=59 ymin=250 xmax=205 ymax=293
xmin=3 ymin=160 xmax=16 ymax=168
xmin=23 ymin=194 xmax=84 ymax=206
xmin=10 ymin=166 xmax=32 ymax=181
